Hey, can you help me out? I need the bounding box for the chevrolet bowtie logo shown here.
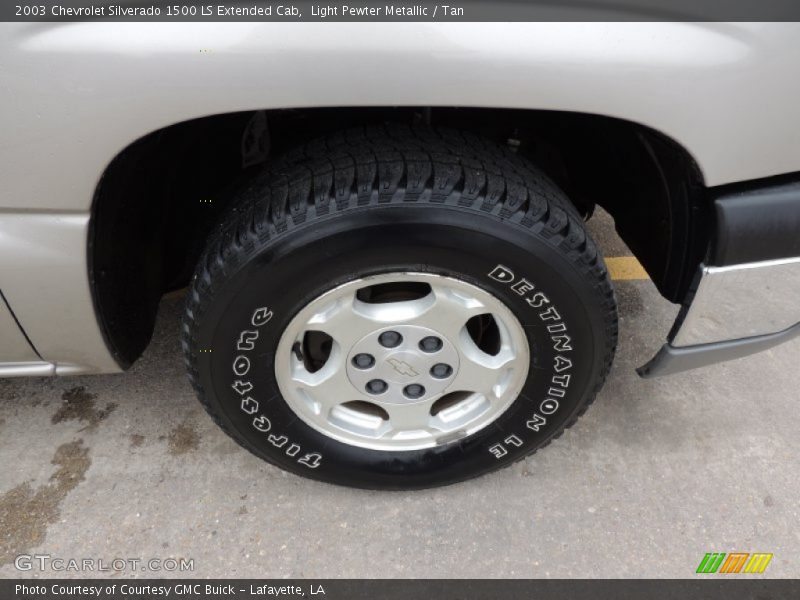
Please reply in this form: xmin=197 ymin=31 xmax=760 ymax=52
xmin=387 ymin=358 xmax=419 ymax=377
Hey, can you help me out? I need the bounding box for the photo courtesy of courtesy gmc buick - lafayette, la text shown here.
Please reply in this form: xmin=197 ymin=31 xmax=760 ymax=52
xmin=0 ymin=22 xmax=798 ymax=489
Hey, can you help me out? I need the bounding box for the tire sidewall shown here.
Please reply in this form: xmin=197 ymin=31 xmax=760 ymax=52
xmin=195 ymin=204 xmax=608 ymax=488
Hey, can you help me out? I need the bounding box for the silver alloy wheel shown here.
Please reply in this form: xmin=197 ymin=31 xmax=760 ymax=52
xmin=274 ymin=272 xmax=530 ymax=451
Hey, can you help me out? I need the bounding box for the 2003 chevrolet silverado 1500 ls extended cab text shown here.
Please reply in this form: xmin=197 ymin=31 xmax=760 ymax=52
xmin=0 ymin=21 xmax=798 ymax=488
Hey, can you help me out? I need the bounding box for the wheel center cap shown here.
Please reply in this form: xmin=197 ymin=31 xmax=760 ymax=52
xmin=345 ymin=324 xmax=460 ymax=405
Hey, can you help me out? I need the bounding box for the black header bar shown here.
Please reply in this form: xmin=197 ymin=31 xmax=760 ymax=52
xmin=5 ymin=0 xmax=800 ymax=22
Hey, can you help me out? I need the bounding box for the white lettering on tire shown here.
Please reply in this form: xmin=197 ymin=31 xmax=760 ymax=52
xmin=486 ymin=264 xmax=575 ymax=459
xmin=227 ymin=306 xmax=323 ymax=469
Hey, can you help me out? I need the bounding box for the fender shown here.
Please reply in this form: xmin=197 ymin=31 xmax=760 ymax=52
xmin=2 ymin=22 xmax=800 ymax=215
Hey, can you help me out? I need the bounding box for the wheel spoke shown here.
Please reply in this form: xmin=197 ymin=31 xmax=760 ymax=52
xmin=382 ymin=400 xmax=436 ymax=433
xmin=405 ymin=284 xmax=489 ymax=341
xmin=305 ymin=293 xmax=381 ymax=349
xmin=449 ymin=341 xmax=517 ymax=398
xmin=289 ymin=348 xmax=355 ymax=415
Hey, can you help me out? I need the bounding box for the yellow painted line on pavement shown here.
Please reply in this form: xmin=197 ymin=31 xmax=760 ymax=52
xmin=605 ymin=256 xmax=649 ymax=281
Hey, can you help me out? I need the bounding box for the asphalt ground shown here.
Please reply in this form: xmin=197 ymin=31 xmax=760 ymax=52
xmin=1 ymin=209 xmax=798 ymax=578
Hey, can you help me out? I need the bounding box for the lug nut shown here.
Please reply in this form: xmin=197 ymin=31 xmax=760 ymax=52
xmin=430 ymin=363 xmax=453 ymax=379
xmin=403 ymin=384 xmax=426 ymax=399
xmin=378 ymin=330 xmax=403 ymax=348
xmin=366 ymin=379 xmax=388 ymax=394
xmin=352 ymin=353 xmax=375 ymax=369
xmin=419 ymin=336 xmax=443 ymax=353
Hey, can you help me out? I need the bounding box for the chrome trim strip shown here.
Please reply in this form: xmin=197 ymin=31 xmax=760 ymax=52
xmin=0 ymin=362 xmax=55 ymax=378
xmin=671 ymin=256 xmax=800 ymax=347
xmin=639 ymin=322 xmax=800 ymax=378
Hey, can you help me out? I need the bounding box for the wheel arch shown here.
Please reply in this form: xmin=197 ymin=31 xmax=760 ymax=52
xmin=88 ymin=107 xmax=710 ymax=369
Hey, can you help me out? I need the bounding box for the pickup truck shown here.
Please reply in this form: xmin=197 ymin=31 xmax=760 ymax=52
xmin=1 ymin=22 xmax=798 ymax=488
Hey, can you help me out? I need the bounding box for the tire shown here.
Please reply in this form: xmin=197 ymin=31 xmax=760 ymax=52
xmin=182 ymin=125 xmax=617 ymax=490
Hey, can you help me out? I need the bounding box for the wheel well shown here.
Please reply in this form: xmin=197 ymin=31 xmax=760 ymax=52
xmin=89 ymin=107 xmax=710 ymax=368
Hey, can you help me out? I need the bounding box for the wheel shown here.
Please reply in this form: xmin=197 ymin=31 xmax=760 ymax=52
xmin=182 ymin=125 xmax=617 ymax=489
